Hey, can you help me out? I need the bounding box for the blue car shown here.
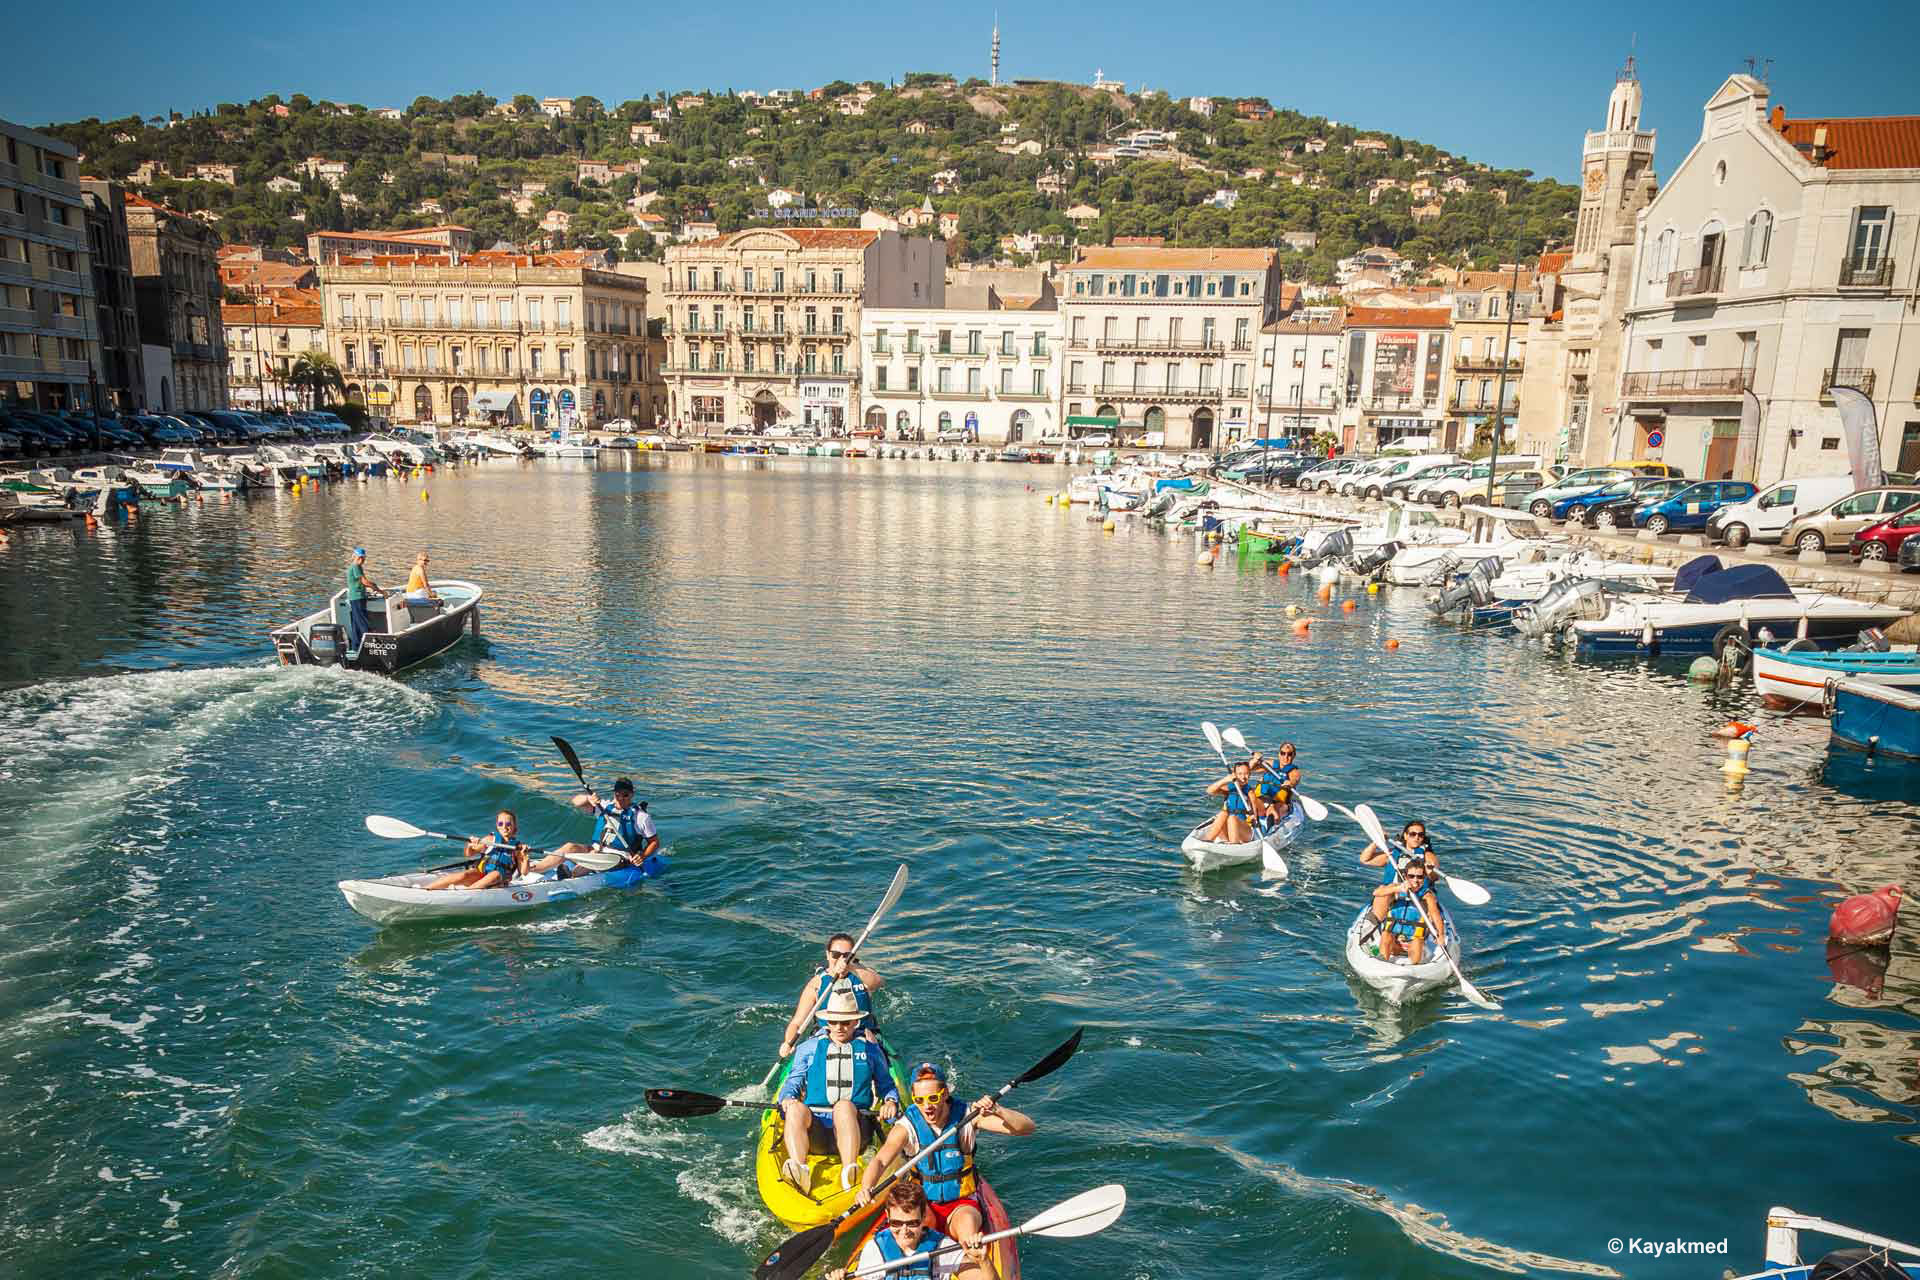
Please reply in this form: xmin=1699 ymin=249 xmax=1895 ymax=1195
xmin=1632 ymin=480 xmax=1758 ymax=535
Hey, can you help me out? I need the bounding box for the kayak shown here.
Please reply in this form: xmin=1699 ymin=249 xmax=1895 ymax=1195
xmin=845 ymin=1174 xmax=1021 ymax=1279
xmin=337 ymin=853 xmax=667 ymax=924
xmin=756 ymin=1038 xmax=912 ymax=1233
xmin=1343 ymin=902 xmax=1462 ymax=1004
xmin=1179 ymin=804 xmax=1306 ymax=873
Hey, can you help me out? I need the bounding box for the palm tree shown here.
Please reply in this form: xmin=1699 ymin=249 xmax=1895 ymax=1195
xmin=288 ymin=350 xmax=346 ymax=409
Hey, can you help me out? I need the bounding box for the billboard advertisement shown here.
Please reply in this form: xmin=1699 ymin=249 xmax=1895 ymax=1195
xmin=1371 ymin=333 xmax=1418 ymax=400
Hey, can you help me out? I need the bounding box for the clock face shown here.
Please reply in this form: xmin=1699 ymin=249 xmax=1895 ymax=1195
xmin=1583 ymin=164 xmax=1605 ymax=196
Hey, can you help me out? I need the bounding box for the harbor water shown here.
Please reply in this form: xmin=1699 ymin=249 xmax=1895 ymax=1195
xmin=1 ymin=455 xmax=1915 ymax=1278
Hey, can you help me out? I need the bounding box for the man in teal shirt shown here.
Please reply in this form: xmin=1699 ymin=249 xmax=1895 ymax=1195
xmin=346 ymin=547 xmax=383 ymax=656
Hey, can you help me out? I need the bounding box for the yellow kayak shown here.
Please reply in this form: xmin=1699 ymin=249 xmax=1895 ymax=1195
xmin=755 ymin=1047 xmax=909 ymax=1232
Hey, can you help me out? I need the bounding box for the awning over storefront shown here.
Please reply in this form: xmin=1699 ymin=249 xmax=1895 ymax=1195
xmin=1066 ymin=414 xmax=1120 ymax=427
xmin=472 ymin=391 xmax=516 ymax=412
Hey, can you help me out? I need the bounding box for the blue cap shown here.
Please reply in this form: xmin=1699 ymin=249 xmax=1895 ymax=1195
xmin=910 ymin=1061 xmax=949 ymax=1086
xmin=353 ymin=547 xmax=367 ymax=557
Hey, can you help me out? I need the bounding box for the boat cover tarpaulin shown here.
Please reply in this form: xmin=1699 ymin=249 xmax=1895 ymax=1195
xmin=1671 ymin=555 xmax=1724 ymax=594
xmin=1684 ymin=563 xmax=1794 ymax=604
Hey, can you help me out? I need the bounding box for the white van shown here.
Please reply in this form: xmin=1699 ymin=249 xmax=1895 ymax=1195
xmin=1704 ymin=474 xmax=1855 ymax=547
xmin=1347 ymin=453 xmax=1457 ymax=499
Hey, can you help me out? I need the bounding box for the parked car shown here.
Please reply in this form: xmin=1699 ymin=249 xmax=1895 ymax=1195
xmin=1383 ymin=458 xmax=1464 ymax=500
xmin=605 ymin=436 xmax=638 ymax=449
xmin=1899 ymin=531 xmax=1920 ymax=573
xmin=1605 ymin=458 xmax=1687 ymax=478
xmin=1077 ymin=432 xmax=1114 ymax=447
xmin=1704 ymin=474 xmax=1856 ymax=547
xmin=1526 ymin=467 xmax=1640 ymax=517
xmin=0 ymin=427 xmax=20 ymax=456
xmin=1578 ymin=477 xmax=1690 ymax=529
xmin=1338 ymin=458 xmax=1402 ymax=496
xmin=1852 ymin=512 xmax=1920 ymax=563
xmin=1631 ymin=480 xmax=1758 ymax=534
xmin=1298 ymin=457 xmax=1364 ymax=492
xmin=1233 ymin=456 xmax=1313 ymax=485
xmin=723 ymin=425 xmax=755 ymax=436
xmin=1780 ymin=486 xmax=1920 ymax=554
xmin=935 ymin=428 xmax=971 ymax=443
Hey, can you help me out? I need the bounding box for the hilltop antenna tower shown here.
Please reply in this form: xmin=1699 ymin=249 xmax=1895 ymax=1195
xmin=991 ymin=14 xmax=1000 ymax=87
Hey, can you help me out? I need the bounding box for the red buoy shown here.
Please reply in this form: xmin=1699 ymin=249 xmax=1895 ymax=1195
xmin=1829 ymin=885 xmax=1902 ymax=946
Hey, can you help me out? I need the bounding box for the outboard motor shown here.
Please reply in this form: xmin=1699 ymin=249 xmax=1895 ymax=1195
xmin=307 ymin=622 xmax=345 ymax=667
xmin=1297 ymin=528 xmax=1353 ymax=568
xmin=1857 ymin=627 xmax=1891 ymax=652
xmin=1346 ymin=539 xmax=1403 ymax=579
xmin=1513 ymin=579 xmax=1610 ymax=639
xmin=1427 ymin=556 xmax=1503 ymax=616
xmin=1416 ymin=552 xmax=1463 ymax=588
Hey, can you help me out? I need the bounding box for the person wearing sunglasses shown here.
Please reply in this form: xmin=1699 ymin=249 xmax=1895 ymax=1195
xmin=532 ymin=776 xmax=658 ymax=879
xmin=1359 ymin=819 xmax=1441 ymax=887
xmin=1249 ymin=742 xmax=1302 ymax=829
xmin=826 ymin=1180 xmax=990 ymax=1280
xmin=854 ymin=1061 xmax=1035 ymax=1248
xmin=424 ymin=809 xmax=529 ymax=891
xmin=1367 ymin=854 xmax=1446 ymax=964
xmin=775 ymin=988 xmax=901 ymax=1191
xmin=1200 ymin=756 xmax=1257 ymax=845
xmin=779 ymin=931 xmax=887 ymax=1060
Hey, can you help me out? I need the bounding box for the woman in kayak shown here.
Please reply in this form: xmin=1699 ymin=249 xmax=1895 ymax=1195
xmin=1200 ymin=757 xmax=1257 ymax=844
xmin=1368 ymin=856 xmax=1446 ymax=964
xmin=775 ymin=989 xmax=901 ymax=1191
xmin=827 ymin=1181 xmax=990 ymax=1280
xmin=854 ymin=1061 xmax=1035 ymax=1245
xmin=1360 ymin=819 xmax=1440 ymax=884
xmin=424 ymin=810 xmax=529 ymax=891
xmin=779 ymin=932 xmax=887 ymax=1059
xmin=1250 ymin=743 xmax=1301 ymax=829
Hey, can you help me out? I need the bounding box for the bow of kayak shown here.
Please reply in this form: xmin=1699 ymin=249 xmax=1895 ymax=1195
xmin=755 ymin=1048 xmax=910 ymax=1233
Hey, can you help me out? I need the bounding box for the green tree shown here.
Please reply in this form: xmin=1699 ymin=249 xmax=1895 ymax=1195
xmin=288 ymin=351 xmax=346 ymax=409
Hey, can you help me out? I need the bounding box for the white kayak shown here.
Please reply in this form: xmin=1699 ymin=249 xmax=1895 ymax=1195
xmin=1179 ymin=804 xmax=1306 ymax=874
xmin=1344 ymin=902 xmax=1462 ymax=1004
xmin=339 ymin=854 xmax=666 ymax=925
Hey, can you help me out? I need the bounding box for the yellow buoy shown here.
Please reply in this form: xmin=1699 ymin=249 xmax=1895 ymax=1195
xmin=1044 ymin=494 xmax=1054 ymax=505
xmin=1722 ymin=738 xmax=1751 ymax=776
xmin=1285 ymin=604 xmax=1300 ymax=616
xmin=421 ymin=490 xmax=429 ymax=502
xmin=1102 ymin=518 xmax=1116 ymax=532
xmin=1367 ymin=582 xmax=1381 ymax=594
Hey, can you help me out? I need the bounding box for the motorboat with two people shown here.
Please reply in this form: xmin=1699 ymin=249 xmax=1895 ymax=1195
xmin=270 ymin=578 xmax=484 ymax=675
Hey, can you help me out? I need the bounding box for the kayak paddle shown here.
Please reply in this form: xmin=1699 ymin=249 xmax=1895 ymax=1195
xmin=364 ymin=815 xmax=625 ymax=873
xmin=759 ymin=862 xmax=910 ymax=1092
xmin=553 ymin=734 xmax=592 ymax=795
xmin=1221 ymin=726 xmax=1327 ymax=819
xmin=848 ymin=1183 xmax=1127 ymax=1277
xmin=644 ymin=1088 xmax=769 ymax=1118
xmin=1203 ymin=722 xmax=1286 ymax=879
xmin=755 ymin=1027 xmax=1085 ymax=1280
xmin=1351 ymin=804 xmax=1499 ymax=1011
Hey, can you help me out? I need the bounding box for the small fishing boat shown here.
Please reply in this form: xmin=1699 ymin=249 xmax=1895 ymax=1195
xmin=1752 ymin=638 xmax=1920 ymax=708
xmin=1828 ymin=677 xmax=1920 ymax=760
xmin=756 ymin=1048 xmax=910 ymax=1233
xmin=846 ymin=1175 xmax=1021 ymax=1279
xmin=1179 ymin=804 xmax=1306 ymax=873
xmin=338 ymin=853 xmax=666 ymax=925
xmin=1728 ymin=1206 xmax=1919 ymax=1279
xmin=535 ymin=433 xmax=599 ymax=458
xmin=1344 ymin=902 xmax=1463 ymax=1005
xmin=1570 ymin=563 xmax=1907 ymax=658
xmin=269 ymin=579 xmax=483 ymax=674
xmin=0 ymin=490 xmax=85 ymax=524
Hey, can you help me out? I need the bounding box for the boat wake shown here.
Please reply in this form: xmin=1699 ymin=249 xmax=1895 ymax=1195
xmin=583 ymin=1109 xmax=764 ymax=1245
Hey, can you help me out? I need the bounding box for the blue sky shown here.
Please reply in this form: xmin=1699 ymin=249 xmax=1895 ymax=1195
xmin=6 ymin=1 xmax=1916 ymax=180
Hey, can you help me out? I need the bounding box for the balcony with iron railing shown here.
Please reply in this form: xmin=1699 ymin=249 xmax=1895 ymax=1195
xmin=1621 ymin=367 xmax=1753 ymax=398
xmin=1838 ymin=256 xmax=1895 ymax=288
xmin=1358 ymin=393 xmax=1437 ymax=412
xmin=1089 ymin=382 xmax=1224 ymax=403
xmin=1820 ymin=367 xmax=1876 ymax=399
xmin=1453 ymin=355 xmax=1524 ymax=374
xmin=1448 ymin=393 xmax=1521 ymax=412
xmin=1092 ymin=336 xmax=1225 ymax=357
xmin=1665 ymin=262 xmax=1724 ymax=299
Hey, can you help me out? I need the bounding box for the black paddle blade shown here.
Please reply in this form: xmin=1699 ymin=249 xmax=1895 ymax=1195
xmin=756 ymin=1222 xmax=835 ymax=1280
xmin=552 ymin=735 xmax=586 ymax=786
xmin=643 ymin=1088 xmax=729 ymax=1119
xmin=1018 ymin=1026 xmax=1085 ymax=1086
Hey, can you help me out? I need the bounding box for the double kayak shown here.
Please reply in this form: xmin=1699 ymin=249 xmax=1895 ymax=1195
xmin=1179 ymin=803 xmax=1306 ymax=873
xmin=756 ymin=1041 xmax=911 ymax=1233
xmin=338 ymin=853 xmax=668 ymax=924
xmin=847 ymin=1175 xmax=1022 ymax=1279
xmin=1343 ymin=902 xmax=1462 ymax=1004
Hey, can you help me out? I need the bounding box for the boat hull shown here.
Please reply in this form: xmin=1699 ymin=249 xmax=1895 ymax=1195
xmin=1344 ymin=904 xmax=1461 ymax=1004
xmin=1179 ymin=806 xmax=1306 ymax=873
xmin=1830 ymin=678 xmax=1920 ymax=760
xmin=1753 ymin=647 xmax=1920 ymax=708
xmin=338 ymin=854 xmax=665 ymax=924
xmin=270 ymin=580 xmax=482 ymax=675
xmin=1574 ymin=607 xmax=1906 ymax=658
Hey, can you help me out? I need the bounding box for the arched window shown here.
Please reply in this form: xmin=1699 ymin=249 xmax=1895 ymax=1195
xmin=346 ymin=383 xmax=365 ymax=404
xmin=1009 ymin=409 xmax=1031 ymax=442
xmin=1096 ymin=403 xmax=1117 ymax=419
xmin=865 ymin=407 xmax=887 ymax=428
xmin=1649 ymin=228 xmax=1675 ymax=284
xmin=895 ymin=410 xmax=911 ymax=432
xmin=1143 ymin=406 xmax=1166 ymax=431
xmin=937 ymin=411 xmax=953 ymax=431
xmin=450 ymin=386 xmax=468 ymax=421
xmin=1742 ymin=209 xmax=1773 ymax=268
xmin=414 ymin=385 xmax=433 ymax=421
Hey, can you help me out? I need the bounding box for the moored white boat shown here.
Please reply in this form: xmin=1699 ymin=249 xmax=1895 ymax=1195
xmin=534 ymin=433 xmax=599 ymax=458
xmin=1728 ymin=1206 xmax=1920 ymax=1279
xmin=1344 ymin=902 xmax=1462 ymax=1004
xmin=1179 ymin=805 xmax=1306 ymax=873
xmin=339 ymin=853 xmax=667 ymax=924
xmin=1570 ymin=563 xmax=1907 ymax=657
xmin=1751 ymin=642 xmax=1920 ymax=708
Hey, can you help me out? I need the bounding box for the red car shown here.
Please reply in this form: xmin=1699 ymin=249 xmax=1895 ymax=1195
xmin=1851 ymin=513 xmax=1920 ymax=563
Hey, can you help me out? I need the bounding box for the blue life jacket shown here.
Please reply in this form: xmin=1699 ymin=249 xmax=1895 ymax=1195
xmin=1255 ymin=764 xmax=1296 ymax=800
xmin=903 ymin=1104 xmax=977 ymax=1203
xmin=813 ymin=971 xmax=879 ymax=1035
xmin=592 ymin=800 xmax=652 ymax=854
xmin=479 ymin=842 xmax=519 ymax=881
xmin=803 ymin=1035 xmax=886 ymax=1111
xmin=1221 ymin=780 xmax=1250 ymax=817
xmin=1388 ymin=881 xmax=1437 ymax=938
xmin=873 ymin=1224 xmax=953 ymax=1280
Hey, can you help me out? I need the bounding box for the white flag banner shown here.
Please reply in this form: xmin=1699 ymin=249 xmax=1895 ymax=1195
xmin=1735 ymin=389 xmax=1762 ymax=481
xmin=1830 ymin=386 xmax=1885 ymax=490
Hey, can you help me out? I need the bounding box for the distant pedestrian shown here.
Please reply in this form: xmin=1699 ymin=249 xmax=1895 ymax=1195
xmin=346 ymin=547 xmax=383 ymax=654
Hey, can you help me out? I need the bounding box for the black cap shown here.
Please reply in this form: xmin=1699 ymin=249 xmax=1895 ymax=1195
xmin=612 ymin=777 xmax=635 ymax=794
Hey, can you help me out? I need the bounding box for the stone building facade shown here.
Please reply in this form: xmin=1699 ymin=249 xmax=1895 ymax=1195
xmin=224 ymin=297 xmax=324 ymax=409
xmin=80 ymin=179 xmax=143 ymax=411
xmin=1444 ymin=269 xmax=1535 ymax=451
xmin=1255 ymin=307 xmax=1346 ymax=441
xmin=126 ymin=192 xmax=228 ymax=412
xmin=861 ymin=281 xmax=1062 ymax=445
xmin=1 ymin=119 xmax=101 ymax=411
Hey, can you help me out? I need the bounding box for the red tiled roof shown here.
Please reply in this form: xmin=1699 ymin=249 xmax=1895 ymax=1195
xmin=1535 ymin=251 xmax=1571 ymax=275
xmin=220 ymin=261 xmax=317 ymax=290
xmin=1774 ymin=114 xmax=1920 ymax=170
xmin=1456 ymin=270 xmax=1535 ymax=292
xmin=1346 ymin=306 xmax=1452 ymax=328
xmin=221 ymin=300 xmax=322 ymax=327
xmin=1072 ymin=245 xmax=1276 ymax=269
xmin=124 ymin=192 xmax=185 ymax=217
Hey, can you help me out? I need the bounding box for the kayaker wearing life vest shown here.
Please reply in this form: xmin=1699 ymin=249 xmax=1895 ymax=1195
xmin=776 ymin=989 xmax=901 ymax=1191
xmin=530 ymin=776 xmax=658 ymax=877
xmin=1250 ymin=743 xmax=1301 ymax=830
xmin=424 ymin=810 xmax=529 ymax=891
xmin=1200 ymin=757 xmax=1256 ymax=844
xmin=779 ymin=932 xmax=886 ymax=1058
xmin=826 ymin=1181 xmax=991 ymax=1280
xmin=1368 ymin=855 xmax=1446 ymax=964
xmin=855 ymin=1062 xmax=1035 ymax=1244
xmin=1360 ymin=819 xmax=1440 ymax=884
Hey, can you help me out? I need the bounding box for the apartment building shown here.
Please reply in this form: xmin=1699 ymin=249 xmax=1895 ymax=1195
xmin=79 ymin=179 xmax=143 ymax=411
xmin=224 ymin=296 xmax=324 ymax=408
xmin=1255 ymin=306 xmax=1346 ymax=440
xmin=662 ymin=228 xmax=944 ymax=431
xmin=319 ymin=258 xmax=652 ymax=428
xmin=1515 ymin=61 xmax=1658 ymax=464
xmin=306 ymin=224 xmax=475 ymax=265
xmin=1059 ymin=246 xmax=1283 ymax=448
xmin=1338 ymin=306 xmax=1453 ymax=450
xmin=1445 ymin=269 xmax=1535 ymax=450
xmin=1613 ymin=75 xmax=1920 ymax=479
xmin=1 ymin=119 xmax=102 ymax=411
xmin=127 ymin=192 xmax=227 ymax=412
xmin=861 ymin=276 xmax=1061 ymax=444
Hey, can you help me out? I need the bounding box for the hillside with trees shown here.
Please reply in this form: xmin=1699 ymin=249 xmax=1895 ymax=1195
xmin=42 ymin=78 xmax=1577 ymax=283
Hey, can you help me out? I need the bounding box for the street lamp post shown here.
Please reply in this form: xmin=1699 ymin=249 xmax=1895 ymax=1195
xmin=1484 ymin=258 xmax=1521 ymax=507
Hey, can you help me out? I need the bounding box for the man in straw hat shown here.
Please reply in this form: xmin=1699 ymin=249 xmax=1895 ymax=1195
xmin=775 ymin=988 xmax=901 ymax=1191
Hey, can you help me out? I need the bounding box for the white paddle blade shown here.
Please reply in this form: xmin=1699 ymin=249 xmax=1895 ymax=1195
xmin=1295 ymin=791 xmax=1329 ymax=822
xmin=1221 ymin=726 xmax=1249 ymax=753
xmin=1353 ymin=803 xmax=1390 ymax=852
xmin=1021 ymin=1184 xmax=1128 ymax=1239
xmin=365 ymin=815 xmax=428 ymax=839
xmin=1261 ymin=841 xmax=1289 ymax=880
xmin=1443 ymin=875 xmax=1492 ymax=906
xmin=862 ymin=863 xmax=909 ymax=941
xmin=1201 ymin=720 xmax=1224 ymax=754
xmin=568 ymin=848 xmax=624 ymax=872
